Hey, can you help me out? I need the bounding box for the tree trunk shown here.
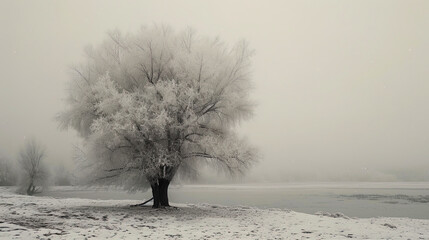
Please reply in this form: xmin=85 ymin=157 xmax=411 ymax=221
xmin=27 ymin=184 xmax=35 ymax=196
xmin=159 ymin=178 xmax=170 ymax=207
xmin=151 ymin=178 xmax=170 ymax=208
xmin=27 ymin=184 xmax=33 ymax=195
xmin=151 ymin=182 xmax=160 ymax=208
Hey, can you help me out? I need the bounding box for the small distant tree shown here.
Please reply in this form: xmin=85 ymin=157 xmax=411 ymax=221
xmin=18 ymin=139 xmax=48 ymax=195
xmin=58 ymin=26 xmax=257 ymax=208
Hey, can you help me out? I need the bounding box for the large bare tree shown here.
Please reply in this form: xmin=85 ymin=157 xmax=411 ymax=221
xmin=58 ymin=26 xmax=257 ymax=208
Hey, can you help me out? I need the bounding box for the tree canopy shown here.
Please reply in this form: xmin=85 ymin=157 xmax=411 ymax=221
xmin=58 ymin=26 xmax=257 ymax=198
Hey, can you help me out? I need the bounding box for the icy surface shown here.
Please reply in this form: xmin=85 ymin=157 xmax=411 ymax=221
xmin=40 ymin=183 xmax=429 ymax=219
xmin=0 ymin=187 xmax=428 ymax=239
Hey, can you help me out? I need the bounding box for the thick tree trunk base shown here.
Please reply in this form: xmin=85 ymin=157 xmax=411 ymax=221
xmin=151 ymin=179 xmax=170 ymax=208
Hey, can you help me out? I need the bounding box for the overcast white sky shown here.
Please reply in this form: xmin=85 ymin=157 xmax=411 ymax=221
xmin=1 ymin=0 xmax=428 ymax=182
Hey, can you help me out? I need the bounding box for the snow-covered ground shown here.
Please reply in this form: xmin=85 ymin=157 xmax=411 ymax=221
xmin=0 ymin=188 xmax=428 ymax=239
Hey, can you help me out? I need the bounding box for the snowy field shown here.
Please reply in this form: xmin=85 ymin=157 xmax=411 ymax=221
xmin=1 ymin=187 xmax=428 ymax=239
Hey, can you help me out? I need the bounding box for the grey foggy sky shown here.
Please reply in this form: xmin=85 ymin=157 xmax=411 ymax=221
xmin=0 ymin=0 xmax=428 ymax=182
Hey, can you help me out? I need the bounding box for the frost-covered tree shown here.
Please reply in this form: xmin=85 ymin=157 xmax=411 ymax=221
xmin=58 ymin=26 xmax=257 ymax=208
xmin=18 ymin=139 xmax=48 ymax=195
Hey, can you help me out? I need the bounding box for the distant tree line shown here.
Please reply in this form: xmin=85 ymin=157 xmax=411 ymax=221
xmin=0 ymin=138 xmax=74 ymax=195
xmin=0 ymin=156 xmax=17 ymax=186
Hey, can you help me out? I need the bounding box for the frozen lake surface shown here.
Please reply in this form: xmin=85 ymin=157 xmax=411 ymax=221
xmin=41 ymin=182 xmax=429 ymax=219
